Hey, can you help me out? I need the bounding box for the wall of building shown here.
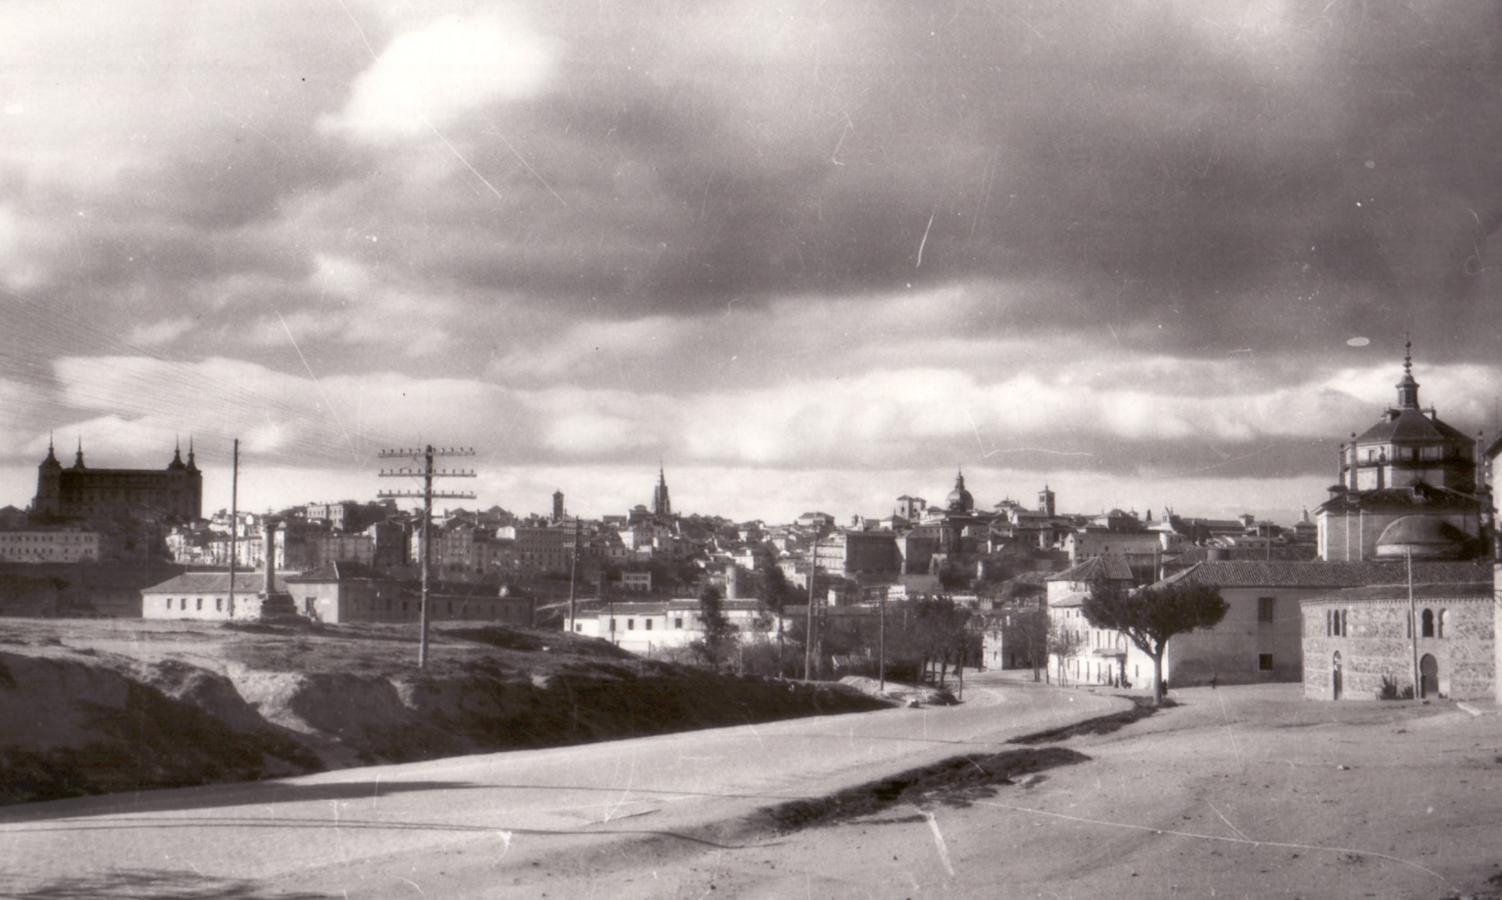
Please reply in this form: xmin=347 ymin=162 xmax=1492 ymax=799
xmin=1303 ymin=595 xmax=1494 ymax=701
xmin=1159 ymin=586 xmax=1307 ymax=685
xmin=0 ymin=530 xmax=100 ymax=563
xmin=1318 ymin=509 xmax=1476 ymax=561
xmin=142 ymin=590 xmax=262 ymax=622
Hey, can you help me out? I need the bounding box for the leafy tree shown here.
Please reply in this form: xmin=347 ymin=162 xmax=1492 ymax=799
xmin=692 ymin=585 xmax=737 ymax=671
xmin=760 ymin=563 xmax=794 ymax=615
xmin=1083 ymin=579 xmax=1228 ymax=705
xmin=913 ymin=597 xmax=971 ymax=685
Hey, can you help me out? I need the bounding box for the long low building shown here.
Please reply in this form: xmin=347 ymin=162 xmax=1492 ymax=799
xmin=142 ymin=563 xmax=535 ymax=626
xmin=566 ymin=598 xmax=776 ymax=656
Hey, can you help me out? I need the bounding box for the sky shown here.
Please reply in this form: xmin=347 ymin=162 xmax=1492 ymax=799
xmin=3 ymin=1 xmax=1502 ymax=524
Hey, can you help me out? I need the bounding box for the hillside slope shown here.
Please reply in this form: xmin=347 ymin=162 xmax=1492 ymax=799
xmin=0 ymin=619 xmax=887 ymax=805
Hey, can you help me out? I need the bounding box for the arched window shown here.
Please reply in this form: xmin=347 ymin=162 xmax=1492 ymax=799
xmin=1437 ymin=609 xmax=1446 ymax=639
xmin=1340 ymin=610 xmax=1348 ymax=636
xmin=1421 ymin=609 xmax=1435 ymax=639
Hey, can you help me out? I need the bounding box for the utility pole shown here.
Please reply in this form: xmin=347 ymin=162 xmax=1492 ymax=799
xmin=378 ymin=445 xmax=476 ymax=669
xmin=1407 ymin=547 xmax=1420 ymax=698
xmin=567 ymin=516 xmax=580 ymax=636
xmin=804 ymin=530 xmax=822 ymax=681
xmin=227 ymin=438 xmax=239 ymax=619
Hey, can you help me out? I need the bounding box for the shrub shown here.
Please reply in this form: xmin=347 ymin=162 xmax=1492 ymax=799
xmin=1376 ymin=675 xmax=1416 ymax=701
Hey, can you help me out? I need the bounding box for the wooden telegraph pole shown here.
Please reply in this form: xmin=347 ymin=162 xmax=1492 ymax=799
xmin=378 ymin=445 xmax=476 ymax=668
xmin=567 ymin=516 xmax=581 ymax=636
xmin=227 ymin=438 xmax=239 ymax=619
xmin=804 ymin=530 xmax=822 ymax=681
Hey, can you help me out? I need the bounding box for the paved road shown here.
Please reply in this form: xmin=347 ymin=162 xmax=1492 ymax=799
xmin=0 ymin=674 xmax=1125 ymax=898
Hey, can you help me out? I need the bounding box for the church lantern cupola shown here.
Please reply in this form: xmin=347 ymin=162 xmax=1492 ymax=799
xmin=1395 ymin=340 xmax=1420 ymax=410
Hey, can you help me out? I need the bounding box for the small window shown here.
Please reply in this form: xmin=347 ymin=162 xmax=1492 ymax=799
xmin=1258 ymin=654 xmax=1274 ymax=671
xmin=1437 ymin=609 xmax=1446 ymax=639
xmin=645 ymin=619 xmax=653 ymax=631
xmin=1421 ymin=608 xmax=1435 ymax=639
xmin=674 ymin=617 xmax=684 ymax=629
xmin=195 ymin=597 xmax=203 ymax=610
xmin=180 ymin=597 xmax=187 ymax=610
xmin=216 ymin=598 xmax=223 ymax=611
xmin=1340 ymin=610 xmax=1347 ymax=636
xmin=1257 ymin=597 xmax=1275 ymax=623
xmin=627 ymin=618 xmax=635 ymax=630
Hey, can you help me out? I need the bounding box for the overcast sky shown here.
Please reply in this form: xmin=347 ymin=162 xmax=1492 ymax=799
xmin=3 ymin=1 xmax=1501 ymax=523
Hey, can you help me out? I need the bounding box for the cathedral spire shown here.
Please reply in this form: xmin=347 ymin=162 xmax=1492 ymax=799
xmin=652 ymin=463 xmax=672 ymax=517
xmin=73 ymin=436 xmax=85 ymax=469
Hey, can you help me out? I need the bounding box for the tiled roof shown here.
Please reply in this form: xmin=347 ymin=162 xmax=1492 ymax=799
xmin=144 ymin=571 xmax=284 ymax=593
xmin=1047 ymin=555 xmax=1135 ymax=583
xmin=1157 ymin=560 xmax=1488 ymax=590
xmin=1308 ymin=581 xmax=1490 ymax=603
xmin=1317 ymin=481 xmax=1479 ymax=514
xmin=1049 ymin=590 xmax=1090 ymax=608
xmin=1354 ymin=407 xmax=1472 ymax=446
xmin=286 ymin=561 xmax=385 ymax=583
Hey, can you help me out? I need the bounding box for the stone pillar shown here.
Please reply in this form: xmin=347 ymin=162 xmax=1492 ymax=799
xmin=262 ymin=518 xmax=278 ymax=596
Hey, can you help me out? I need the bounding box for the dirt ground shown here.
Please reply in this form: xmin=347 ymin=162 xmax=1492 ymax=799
xmin=0 ymin=617 xmax=886 ymax=805
xmin=534 ymin=681 xmax=1502 ymax=899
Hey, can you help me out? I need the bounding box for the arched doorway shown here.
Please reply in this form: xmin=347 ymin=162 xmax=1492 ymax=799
xmin=1419 ymin=654 xmax=1439 ymax=699
xmin=1331 ymin=651 xmax=1342 ymax=700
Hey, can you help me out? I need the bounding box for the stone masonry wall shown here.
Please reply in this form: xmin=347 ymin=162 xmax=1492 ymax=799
xmin=1303 ymin=595 xmax=1493 ymax=701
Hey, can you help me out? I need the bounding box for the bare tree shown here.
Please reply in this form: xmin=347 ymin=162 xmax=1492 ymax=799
xmin=1047 ymin=616 xmax=1084 ymax=686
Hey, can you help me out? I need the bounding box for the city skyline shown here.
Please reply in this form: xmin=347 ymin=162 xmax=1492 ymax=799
xmin=4 ymin=2 xmax=1501 ymax=525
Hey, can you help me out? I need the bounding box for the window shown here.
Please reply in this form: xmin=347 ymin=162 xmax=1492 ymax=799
xmin=1258 ymin=654 xmax=1274 ymax=671
xmin=627 ymin=618 xmax=635 ymax=630
xmin=1421 ymin=609 xmax=1434 ymax=638
xmin=645 ymin=619 xmax=653 ymax=631
xmin=1406 ymin=611 xmax=1412 ymax=639
xmin=165 ymin=598 xmax=172 ymax=609
xmin=1257 ymin=597 xmax=1275 ymax=623
xmin=195 ymin=597 xmax=203 ymax=610
xmin=180 ymin=597 xmax=187 ymax=610
xmin=1437 ymin=609 xmax=1446 ymax=639
xmin=609 ymin=617 xmax=617 ymax=631
xmin=1341 ymin=610 xmax=1347 ymax=636
xmin=216 ymin=598 xmax=223 ymax=611
xmin=674 ymin=617 xmax=684 ymax=629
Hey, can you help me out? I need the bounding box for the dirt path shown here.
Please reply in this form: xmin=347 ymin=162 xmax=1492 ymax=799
xmin=520 ymin=683 xmax=1502 ymax=899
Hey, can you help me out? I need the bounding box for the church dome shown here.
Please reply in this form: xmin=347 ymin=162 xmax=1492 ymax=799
xmin=946 ymin=470 xmax=974 ymax=513
xmin=1374 ymin=515 xmax=1468 ymax=560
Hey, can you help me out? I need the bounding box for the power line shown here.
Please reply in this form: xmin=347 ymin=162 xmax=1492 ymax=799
xmin=378 ymin=445 xmax=476 ymax=669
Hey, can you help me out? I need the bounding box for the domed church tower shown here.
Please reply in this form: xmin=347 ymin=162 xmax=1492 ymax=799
xmin=1317 ymin=343 xmax=1485 ymax=561
xmin=946 ymin=468 xmax=975 ymax=513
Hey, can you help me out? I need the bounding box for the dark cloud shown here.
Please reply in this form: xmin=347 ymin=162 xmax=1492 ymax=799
xmin=312 ymin=0 xmax=1498 ymax=360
